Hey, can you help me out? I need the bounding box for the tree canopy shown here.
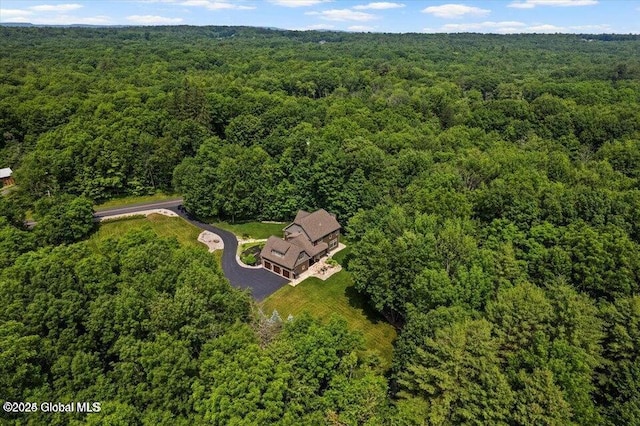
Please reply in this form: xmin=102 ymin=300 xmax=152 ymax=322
xmin=2 ymin=26 xmax=640 ymax=425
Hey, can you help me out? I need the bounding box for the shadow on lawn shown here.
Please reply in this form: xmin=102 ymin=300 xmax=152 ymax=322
xmin=332 ymin=245 xmax=352 ymax=268
xmin=344 ymin=285 xmax=387 ymax=326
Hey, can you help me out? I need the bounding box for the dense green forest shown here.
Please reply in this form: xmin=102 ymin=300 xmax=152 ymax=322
xmin=1 ymin=26 xmax=640 ymax=424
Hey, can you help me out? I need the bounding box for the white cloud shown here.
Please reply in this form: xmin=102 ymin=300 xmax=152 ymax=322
xmin=29 ymin=3 xmax=83 ymax=12
xmin=508 ymin=2 xmax=535 ymax=8
xmin=4 ymin=16 xmax=32 ymax=22
xmin=568 ymin=24 xmax=611 ymax=31
xmin=0 ymin=8 xmax=33 ymax=18
xmin=353 ymin=2 xmax=404 ymax=10
xmin=270 ymin=0 xmax=331 ymax=7
xmin=508 ymin=0 xmax=597 ymax=8
xmin=28 ymin=14 xmax=107 ymax=25
xmin=526 ymin=23 xmax=564 ymax=32
xmin=126 ymin=15 xmax=184 ymax=24
xmin=306 ymin=9 xmax=377 ymax=21
xmin=292 ymin=23 xmax=335 ymax=30
xmin=424 ymin=20 xmax=609 ymax=33
xmin=136 ymin=0 xmax=255 ymax=9
xmin=348 ymin=25 xmax=375 ymax=31
xmin=179 ymin=1 xmax=254 ymax=9
xmin=441 ymin=20 xmax=526 ymax=32
xmin=0 ymin=5 xmax=114 ymax=25
xmin=422 ymin=4 xmax=490 ymax=19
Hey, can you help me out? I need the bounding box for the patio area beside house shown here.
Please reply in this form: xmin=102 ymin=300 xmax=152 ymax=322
xmin=288 ymin=242 xmax=346 ymax=286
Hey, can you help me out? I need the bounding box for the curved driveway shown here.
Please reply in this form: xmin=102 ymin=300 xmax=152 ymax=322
xmin=95 ymin=199 xmax=288 ymax=300
xmin=94 ymin=199 xmax=289 ymax=300
xmin=168 ymin=208 xmax=288 ymax=300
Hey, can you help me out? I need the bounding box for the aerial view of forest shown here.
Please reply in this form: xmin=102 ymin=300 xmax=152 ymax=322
xmin=1 ymin=1 xmax=640 ymax=424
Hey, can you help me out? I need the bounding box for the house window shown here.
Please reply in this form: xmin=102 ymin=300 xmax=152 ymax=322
xmin=329 ymin=239 xmax=337 ymax=249
xmin=271 ymin=250 xmax=284 ymax=258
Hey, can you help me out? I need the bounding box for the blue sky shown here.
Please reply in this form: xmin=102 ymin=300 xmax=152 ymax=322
xmin=1 ymin=1 xmax=639 ymax=33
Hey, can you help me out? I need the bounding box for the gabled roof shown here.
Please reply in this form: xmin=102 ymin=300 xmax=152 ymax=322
xmin=294 ymin=210 xmax=311 ymax=222
xmin=260 ymin=236 xmax=309 ymax=270
xmin=285 ymin=209 xmax=341 ymax=243
xmin=0 ymin=168 xmax=12 ymax=179
xmin=288 ymin=234 xmax=327 ymax=258
xmin=270 ymin=237 xmax=293 ymax=255
xmin=284 ymin=224 xmax=305 ymax=239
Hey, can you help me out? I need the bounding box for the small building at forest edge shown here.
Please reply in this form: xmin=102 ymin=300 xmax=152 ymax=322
xmin=260 ymin=209 xmax=341 ymax=279
xmin=0 ymin=168 xmax=14 ymax=187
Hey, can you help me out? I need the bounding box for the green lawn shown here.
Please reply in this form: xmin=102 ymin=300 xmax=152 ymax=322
xmin=89 ymin=214 xmax=205 ymax=251
xmin=261 ymin=268 xmax=397 ymax=370
xmin=239 ymin=240 xmax=266 ymax=253
xmin=91 ymin=216 xmax=390 ymax=366
xmin=94 ymin=192 xmax=179 ymax=211
xmin=213 ymin=221 xmax=286 ymax=240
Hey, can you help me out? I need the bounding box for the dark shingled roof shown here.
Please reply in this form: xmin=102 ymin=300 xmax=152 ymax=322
xmin=260 ymin=236 xmax=309 ymax=270
xmin=294 ymin=210 xmax=311 ymax=222
xmin=288 ymin=234 xmax=327 ymax=258
xmin=285 ymin=209 xmax=341 ymax=243
xmin=270 ymin=237 xmax=293 ymax=255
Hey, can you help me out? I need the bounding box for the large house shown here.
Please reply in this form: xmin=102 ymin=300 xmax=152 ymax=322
xmin=0 ymin=168 xmax=14 ymax=187
xmin=260 ymin=209 xmax=341 ymax=279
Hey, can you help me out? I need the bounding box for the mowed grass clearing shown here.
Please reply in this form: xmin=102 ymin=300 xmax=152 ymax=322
xmin=261 ymin=267 xmax=397 ymax=370
xmin=94 ymin=192 xmax=179 ymax=211
xmin=90 ymin=216 xmax=392 ymax=366
xmin=213 ymin=221 xmax=286 ymax=240
xmin=89 ymin=214 xmax=205 ymax=251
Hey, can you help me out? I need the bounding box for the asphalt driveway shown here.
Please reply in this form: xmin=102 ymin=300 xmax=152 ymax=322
xmin=94 ymin=198 xmax=185 ymax=218
xmin=169 ymin=207 xmax=288 ymax=300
